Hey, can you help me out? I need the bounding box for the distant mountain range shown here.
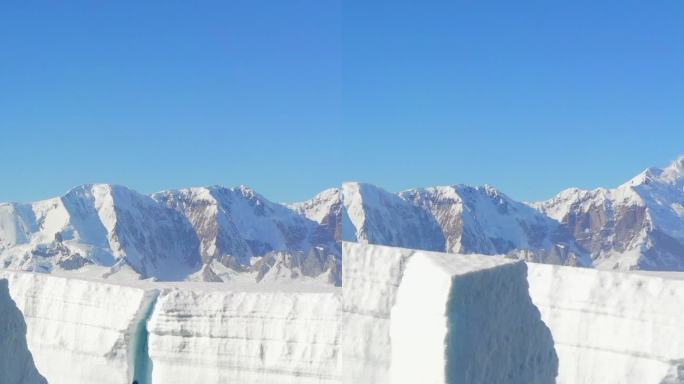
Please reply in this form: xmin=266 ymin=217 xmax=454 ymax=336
xmin=0 ymin=184 xmax=340 ymax=283
xmin=1 ymin=156 xmax=683 ymax=282
xmin=344 ymin=156 xmax=684 ymax=271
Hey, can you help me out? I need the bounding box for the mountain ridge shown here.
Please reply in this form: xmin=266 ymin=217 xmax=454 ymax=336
xmin=2 ymin=156 xmax=683 ymax=281
xmin=0 ymin=183 xmax=340 ymax=283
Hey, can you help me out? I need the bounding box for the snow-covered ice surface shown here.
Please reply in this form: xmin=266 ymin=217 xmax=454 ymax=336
xmin=0 ymin=268 xmax=339 ymax=384
xmin=342 ymin=242 xmax=558 ymax=384
xmin=3 ymin=240 xmax=683 ymax=384
xmin=147 ymin=288 xmax=340 ymax=384
xmin=0 ymin=270 xmax=158 ymax=384
xmin=0 ymin=279 xmax=46 ymax=384
xmin=527 ymin=263 xmax=684 ymax=384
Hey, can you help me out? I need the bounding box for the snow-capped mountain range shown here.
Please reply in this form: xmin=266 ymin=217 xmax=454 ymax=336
xmin=1 ymin=156 xmax=683 ymax=282
xmin=345 ymin=156 xmax=684 ymax=271
xmin=0 ymin=184 xmax=340 ymax=283
xmin=534 ymin=155 xmax=684 ymax=270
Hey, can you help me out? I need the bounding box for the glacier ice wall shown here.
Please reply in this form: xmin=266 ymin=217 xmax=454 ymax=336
xmin=342 ymin=242 xmax=558 ymax=384
xmin=0 ymin=279 xmax=47 ymax=384
xmin=5 ymin=241 xmax=682 ymax=384
xmin=0 ymin=271 xmax=158 ymax=384
xmin=0 ymin=269 xmax=341 ymax=384
xmin=341 ymin=241 xmax=412 ymax=383
xmin=146 ymin=287 xmax=340 ymax=384
xmin=391 ymin=251 xmax=558 ymax=384
xmin=528 ymin=264 xmax=684 ymax=384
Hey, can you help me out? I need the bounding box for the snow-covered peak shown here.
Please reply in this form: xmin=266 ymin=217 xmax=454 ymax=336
xmin=535 ymin=187 xmax=605 ymax=220
xmin=622 ymin=156 xmax=684 ymax=188
xmin=152 ymin=184 xmax=341 ymax=283
xmin=289 ymin=188 xmax=342 ymax=227
xmin=401 ymin=184 xmax=586 ymax=265
xmin=657 ymin=155 xmax=684 ymax=184
xmin=342 ymin=182 xmax=445 ymax=251
xmin=235 ymin=184 xmax=261 ymax=200
xmin=1 ymin=182 xmax=341 ymax=283
xmin=342 ymin=181 xmax=389 ymax=207
xmin=0 ymin=183 xmax=204 ymax=280
xmin=533 ymin=155 xmax=684 ymax=270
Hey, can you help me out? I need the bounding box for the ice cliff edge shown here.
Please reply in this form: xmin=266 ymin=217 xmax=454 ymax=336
xmin=0 ymin=278 xmax=47 ymax=384
xmin=341 ymin=242 xmax=558 ymax=384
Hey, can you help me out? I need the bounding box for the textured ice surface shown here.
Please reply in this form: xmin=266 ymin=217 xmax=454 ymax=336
xmin=6 ymin=240 xmax=682 ymax=384
xmin=342 ymin=242 xmax=558 ymax=384
xmin=147 ymin=287 xmax=340 ymax=384
xmin=0 ymin=270 xmax=158 ymax=384
xmin=528 ymin=263 xmax=684 ymax=384
xmin=0 ymin=269 xmax=339 ymax=384
xmin=0 ymin=279 xmax=46 ymax=384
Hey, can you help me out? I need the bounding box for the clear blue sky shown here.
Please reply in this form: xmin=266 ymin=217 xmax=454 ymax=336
xmin=1 ymin=1 xmax=683 ymax=203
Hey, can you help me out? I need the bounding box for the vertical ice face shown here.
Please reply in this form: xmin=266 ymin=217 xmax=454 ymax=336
xmin=4 ymin=240 xmax=681 ymax=384
xmin=130 ymin=294 xmax=159 ymax=384
xmin=527 ymin=264 xmax=684 ymax=384
xmin=341 ymin=242 xmax=558 ymax=384
xmin=0 ymin=270 xmax=159 ymax=384
xmin=146 ymin=287 xmax=341 ymax=384
xmin=341 ymin=242 xmax=413 ymax=384
xmin=0 ymin=279 xmax=47 ymax=384
xmin=390 ymin=253 xmax=558 ymax=384
xmin=1 ymin=269 xmax=342 ymax=384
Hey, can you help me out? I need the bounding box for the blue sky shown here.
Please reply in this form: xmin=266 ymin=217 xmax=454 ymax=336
xmin=1 ymin=1 xmax=683 ymax=203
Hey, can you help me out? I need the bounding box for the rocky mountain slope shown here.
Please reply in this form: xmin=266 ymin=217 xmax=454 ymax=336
xmin=0 ymin=184 xmax=339 ymax=283
xmin=341 ymin=182 xmax=588 ymax=267
xmin=341 ymin=156 xmax=684 ymax=270
xmin=1 ymin=156 xmax=683 ymax=281
xmin=535 ymin=156 xmax=684 ymax=270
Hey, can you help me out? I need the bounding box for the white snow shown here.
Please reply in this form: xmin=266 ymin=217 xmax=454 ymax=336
xmin=341 ymin=182 xmax=445 ymax=250
xmin=527 ymin=263 xmax=684 ymax=384
xmin=534 ymin=156 xmax=684 ymax=270
xmin=1 ymin=183 xmax=339 ymax=283
xmin=289 ymin=188 xmax=341 ymax=224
